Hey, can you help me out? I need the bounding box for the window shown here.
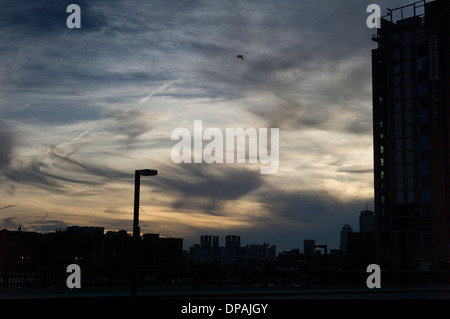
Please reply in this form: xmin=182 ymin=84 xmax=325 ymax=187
xmin=403 ymin=47 xmax=411 ymax=60
xmin=406 ymin=151 xmax=414 ymax=163
xmin=396 ymin=152 xmax=403 ymax=164
xmin=396 ymin=139 xmax=403 ymax=151
xmin=415 ymin=27 xmax=426 ymax=44
xmin=407 ymin=177 xmax=415 ymax=189
xmin=397 ymin=192 xmax=404 ymax=204
xmin=419 ymin=136 xmax=429 ymax=149
xmin=419 ymin=109 xmax=429 ymax=123
xmin=405 ymin=99 xmax=412 ymax=111
xmin=407 ymin=191 xmax=415 ymax=203
xmin=418 ymin=83 xmax=428 ymax=98
xmin=406 ymin=138 xmax=413 ymax=150
xmin=397 ymin=178 xmax=404 ymax=190
xmin=407 ymin=164 xmax=414 ymax=176
xmin=403 ymin=31 xmax=411 ymax=46
xmin=404 ymin=73 xmax=412 ymax=86
xmin=405 ymin=125 xmax=413 ymax=137
xmin=394 ymin=49 xmax=401 ymax=62
xmin=421 ymin=189 xmax=431 ymax=203
xmin=417 ymin=57 xmax=427 ymax=71
xmin=417 ymin=71 xmax=427 ymax=83
xmin=394 ymin=63 xmax=402 ymax=75
xmin=395 ymin=126 xmax=402 ymax=137
xmin=404 ymin=61 xmax=412 ymax=73
xmin=404 ymin=86 xmax=412 ymax=98
xmin=394 ymin=88 xmax=402 ymax=100
xmin=420 ymin=162 xmax=430 ymax=175
xmin=405 ymin=112 xmax=413 ymax=124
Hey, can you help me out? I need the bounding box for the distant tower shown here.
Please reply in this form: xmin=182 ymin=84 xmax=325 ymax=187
xmin=212 ymin=236 xmax=219 ymax=248
xmin=303 ymin=239 xmax=315 ymax=255
xmin=340 ymin=224 xmax=353 ymax=252
xmin=200 ymin=235 xmax=212 ymax=248
xmin=359 ymin=209 xmax=375 ymax=233
xmin=225 ymin=235 xmax=240 ymax=248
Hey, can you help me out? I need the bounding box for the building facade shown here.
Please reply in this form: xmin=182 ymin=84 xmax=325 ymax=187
xmin=372 ymin=0 xmax=450 ymax=272
xmin=340 ymin=224 xmax=353 ymax=252
xmin=359 ymin=210 xmax=375 ymax=233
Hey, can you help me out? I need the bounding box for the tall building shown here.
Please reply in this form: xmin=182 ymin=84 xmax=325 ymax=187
xmin=359 ymin=209 xmax=375 ymax=233
xmin=303 ymin=239 xmax=316 ymax=255
xmin=247 ymin=242 xmax=276 ymax=264
xmin=190 ymin=235 xmax=246 ymax=269
xmin=225 ymin=235 xmax=240 ymax=248
xmin=372 ymin=0 xmax=450 ymax=272
xmin=340 ymin=224 xmax=353 ymax=252
xmin=200 ymin=235 xmax=218 ymax=248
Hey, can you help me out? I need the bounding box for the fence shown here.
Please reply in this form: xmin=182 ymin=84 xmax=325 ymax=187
xmin=1 ymin=267 xmax=448 ymax=288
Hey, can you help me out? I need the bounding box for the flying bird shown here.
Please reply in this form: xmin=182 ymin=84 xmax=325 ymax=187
xmin=236 ymin=55 xmax=244 ymax=60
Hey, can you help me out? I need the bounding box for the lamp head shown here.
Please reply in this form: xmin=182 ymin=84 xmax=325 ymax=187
xmin=136 ymin=169 xmax=158 ymax=176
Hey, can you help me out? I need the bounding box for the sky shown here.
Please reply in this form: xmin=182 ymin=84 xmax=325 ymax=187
xmin=0 ymin=0 xmax=417 ymax=251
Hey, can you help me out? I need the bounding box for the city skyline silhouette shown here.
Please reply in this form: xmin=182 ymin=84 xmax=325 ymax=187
xmin=0 ymin=0 xmax=445 ymax=259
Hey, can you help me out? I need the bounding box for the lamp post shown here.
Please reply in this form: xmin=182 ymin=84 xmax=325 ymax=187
xmin=131 ymin=169 xmax=157 ymax=295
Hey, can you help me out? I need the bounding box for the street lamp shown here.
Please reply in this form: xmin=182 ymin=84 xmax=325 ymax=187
xmin=131 ymin=169 xmax=157 ymax=295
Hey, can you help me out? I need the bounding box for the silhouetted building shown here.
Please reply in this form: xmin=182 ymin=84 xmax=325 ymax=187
xmin=104 ymin=230 xmax=132 ymax=267
xmin=303 ymin=239 xmax=315 ymax=255
xmin=340 ymin=224 xmax=353 ymax=252
xmin=347 ymin=232 xmax=376 ymax=270
xmin=247 ymin=242 xmax=276 ymax=268
xmin=189 ymin=235 xmax=246 ymax=269
xmin=66 ymin=226 xmax=104 ymax=267
xmin=35 ymin=226 xmax=105 ymax=267
xmin=0 ymin=229 xmax=41 ymax=268
xmin=277 ymin=249 xmax=302 ymax=270
xmin=372 ymin=0 xmax=450 ymax=272
xmin=359 ymin=210 xmax=375 ymax=233
xmin=225 ymin=235 xmax=240 ymax=248
xmin=200 ymin=235 xmax=219 ymax=248
xmin=141 ymin=234 xmax=184 ymax=268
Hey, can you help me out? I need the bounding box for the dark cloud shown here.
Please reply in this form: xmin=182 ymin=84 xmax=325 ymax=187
xmin=3 ymin=144 xmax=131 ymax=195
xmin=109 ymin=108 xmax=155 ymax=144
xmin=154 ymin=164 xmax=262 ymax=214
xmin=29 ymin=212 xmax=69 ymax=232
xmin=6 ymin=184 xmax=16 ymax=196
xmin=0 ymin=121 xmax=14 ymax=170
xmin=258 ymin=189 xmax=368 ymax=225
xmin=0 ymin=204 xmax=18 ymax=210
xmin=4 ymin=158 xmax=70 ymax=194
